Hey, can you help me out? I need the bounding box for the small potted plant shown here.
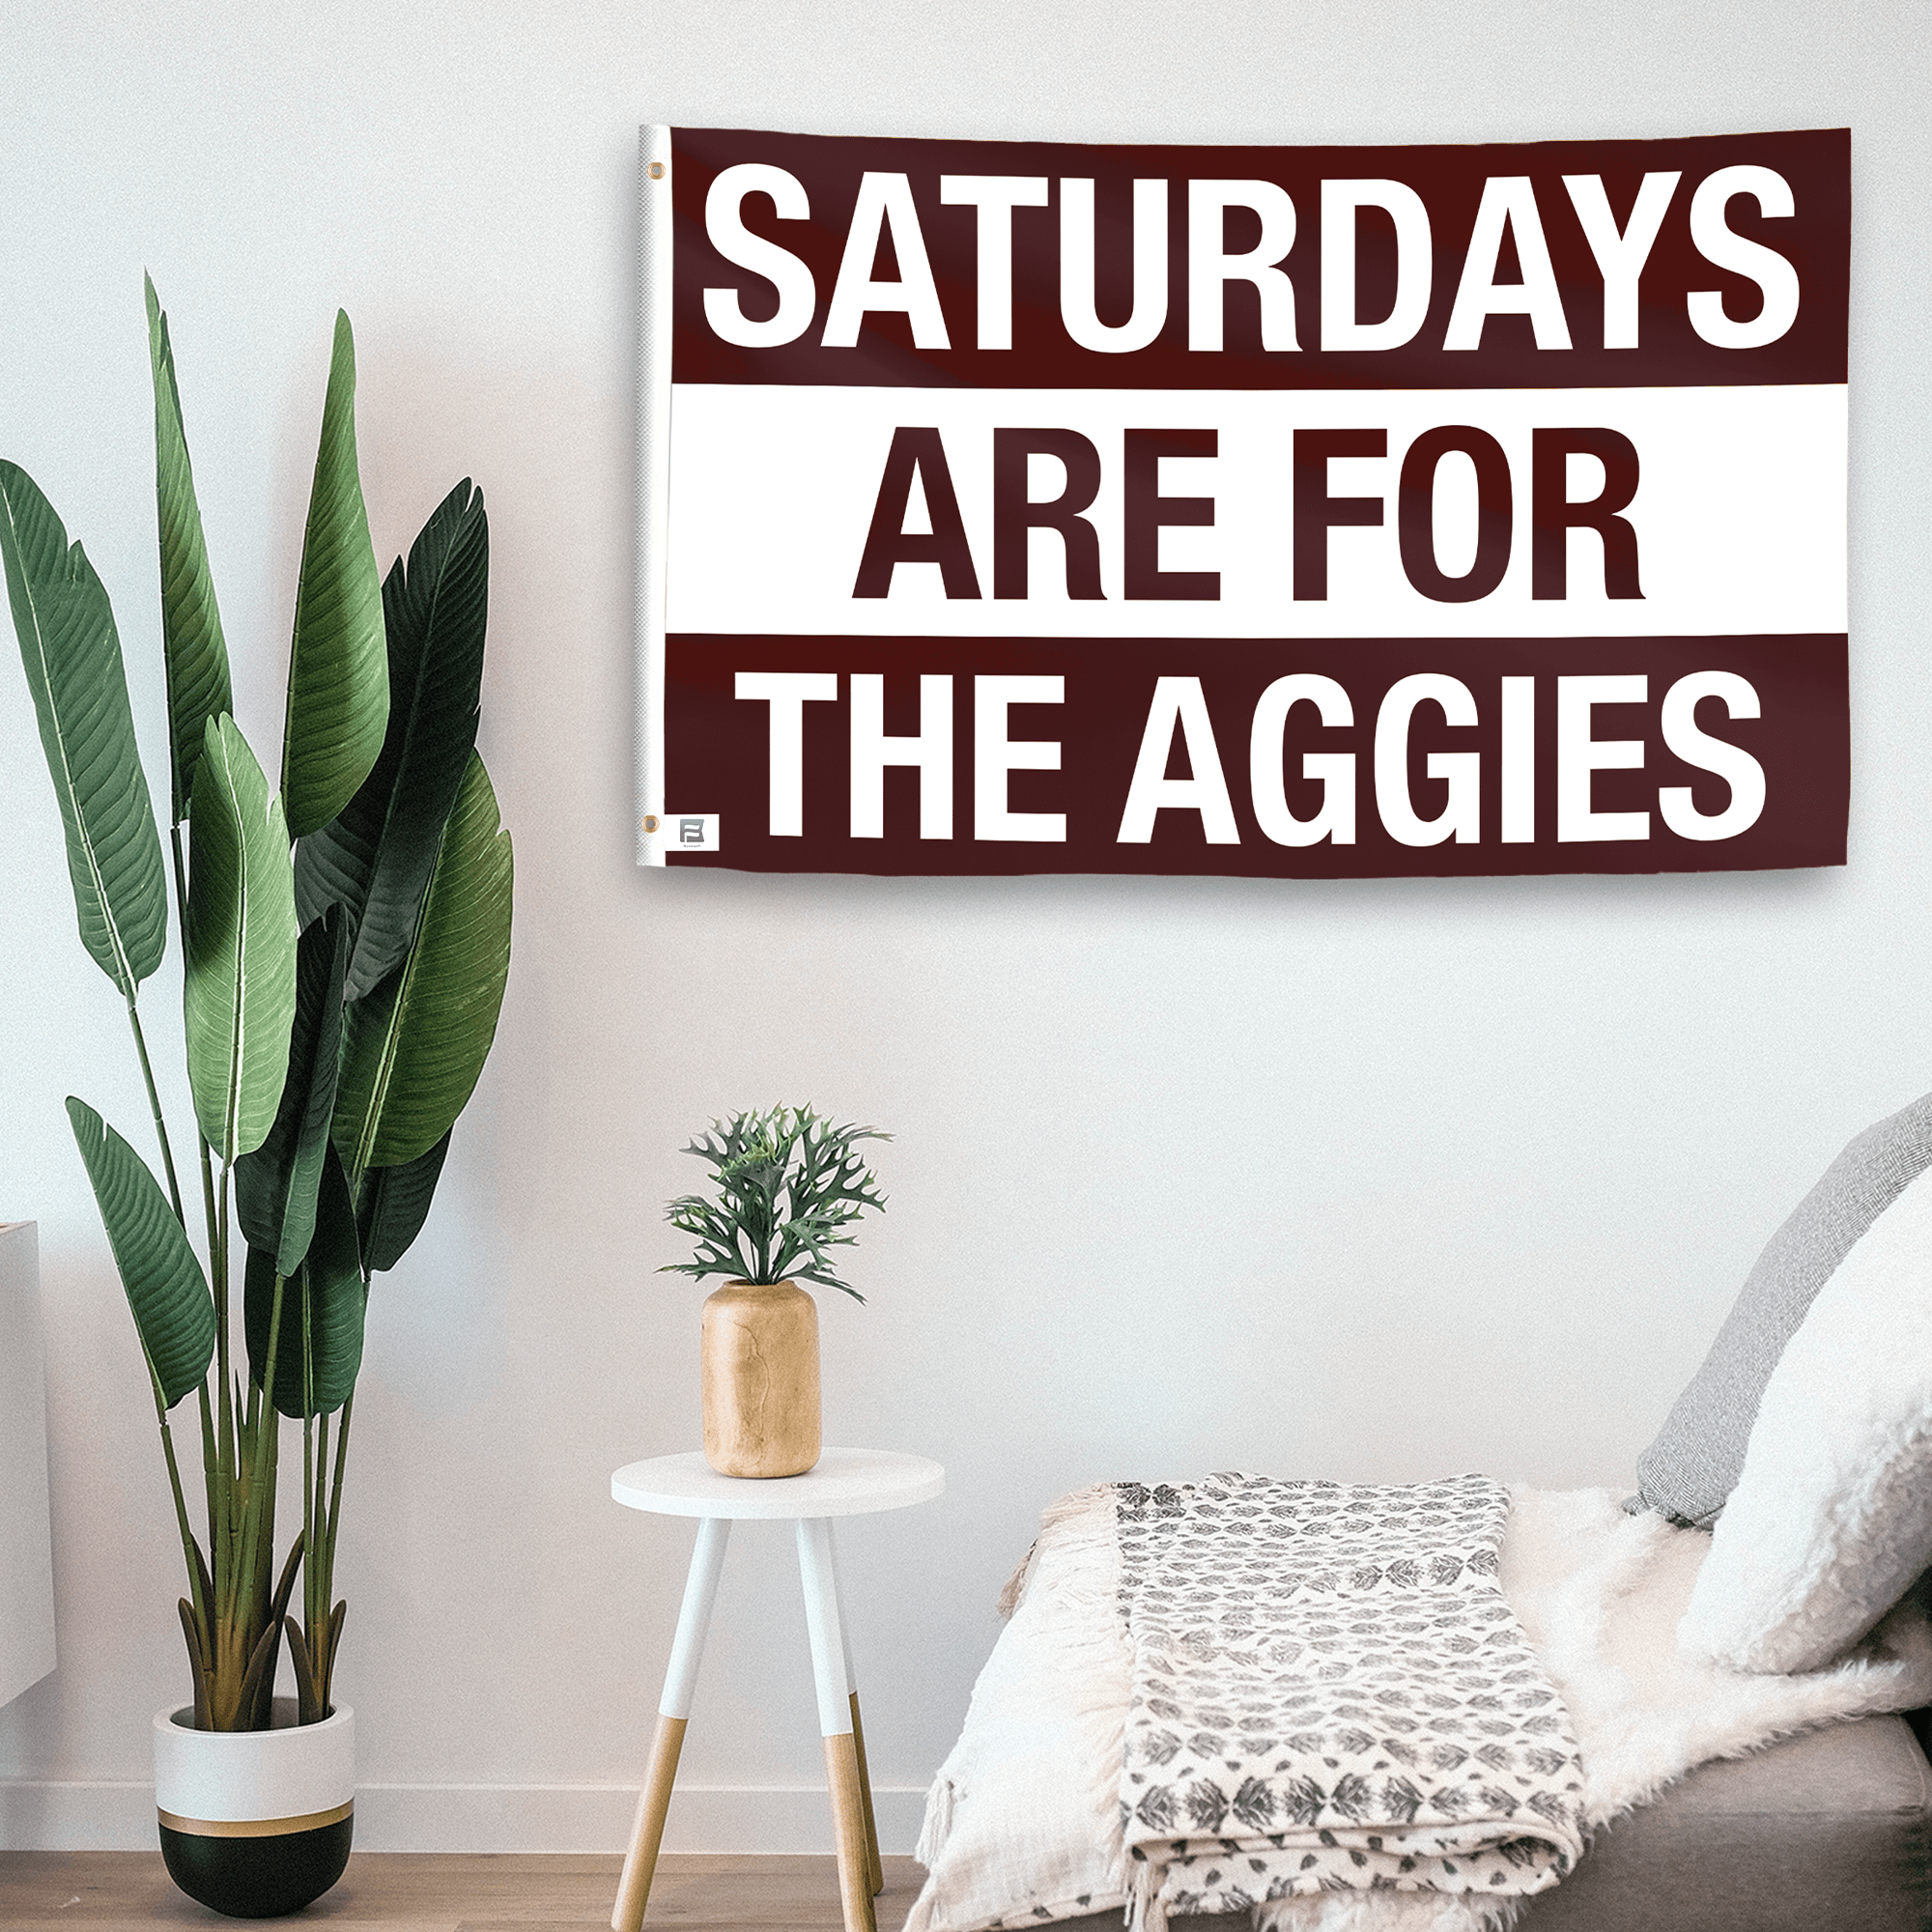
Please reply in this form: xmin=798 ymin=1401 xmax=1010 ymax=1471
xmin=4 ymin=282 xmax=512 ymax=1915
xmin=663 ymin=1107 xmax=889 ymax=1478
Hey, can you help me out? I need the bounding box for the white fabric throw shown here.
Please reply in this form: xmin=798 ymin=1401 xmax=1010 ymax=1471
xmin=906 ymin=1485 xmax=1932 ymax=1932
xmin=1115 ymin=1476 xmax=1583 ymax=1926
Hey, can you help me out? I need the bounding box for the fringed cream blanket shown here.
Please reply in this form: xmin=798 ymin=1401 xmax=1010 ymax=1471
xmin=907 ymin=1484 xmax=1932 ymax=1932
xmin=1114 ymin=1476 xmax=1583 ymax=1926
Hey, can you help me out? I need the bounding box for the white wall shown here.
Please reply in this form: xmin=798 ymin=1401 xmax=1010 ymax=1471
xmin=2 ymin=0 xmax=1927 ymax=1856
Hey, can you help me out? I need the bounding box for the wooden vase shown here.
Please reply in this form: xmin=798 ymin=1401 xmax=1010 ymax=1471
xmin=700 ymin=1280 xmax=821 ymax=1478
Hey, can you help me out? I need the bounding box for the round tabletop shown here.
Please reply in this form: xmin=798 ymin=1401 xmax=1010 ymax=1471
xmin=611 ymin=1447 xmax=945 ymax=1520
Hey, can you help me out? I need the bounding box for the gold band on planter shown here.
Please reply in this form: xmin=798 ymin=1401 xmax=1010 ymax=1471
xmin=157 ymin=1800 xmax=354 ymax=1839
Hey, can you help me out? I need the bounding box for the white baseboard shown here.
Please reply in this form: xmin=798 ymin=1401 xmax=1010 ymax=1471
xmin=0 ymin=1779 xmax=929 ymax=1855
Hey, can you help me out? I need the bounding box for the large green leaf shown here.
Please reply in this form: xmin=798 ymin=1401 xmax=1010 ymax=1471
xmin=355 ymin=1128 xmax=450 ymax=1273
xmin=0 ymin=462 xmax=168 ymax=995
xmin=333 ymin=752 xmax=512 ymax=1174
xmin=146 ymin=275 xmax=233 ymax=826
xmin=243 ymin=1145 xmax=364 ymax=1420
xmin=67 ymin=1097 xmax=213 ymax=1408
xmin=281 ymin=311 xmax=387 ymax=839
xmin=296 ymin=479 xmax=488 ymax=999
xmin=235 ymin=907 xmax=348 ymax=1275
xmin=184 ymin=715 xmax=299 ymax=1163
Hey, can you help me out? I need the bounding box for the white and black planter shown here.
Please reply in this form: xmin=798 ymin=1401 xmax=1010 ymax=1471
xmin=153 ymin=1699 xmax=354 ymax=1918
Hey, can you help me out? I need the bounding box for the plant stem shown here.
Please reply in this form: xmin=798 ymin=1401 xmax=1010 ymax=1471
xmin=155 ymin=1378 xmax=209 ymax=1642
xmin=304 ymin=1407 xmax=320 ymax=1639
xmin=301 ymin=1417 xmax=316 ymax=1706
xmin=312 ymin=1388 xmax=355 ymax=1713
xmin=215 ymin=1164 xmax=231 ymax=1403
xmin=195 ymin=1132 xmax=219 ymax=1270
xmin=124 ymin=996 xmax=184 ymax=1226
xmin=324 ymin=1393 xmax=351 ymax=1582
xmin=301 ymin=1278 xmax=317 ymax=1677
xmin=195 ymin=1380 xmax=218 ymax=1577
xmin=255 ymin=1273 xmax=285 ymax=1448
xmin=240 ymin=1269 xmax=287 ymax=1622
xmin=162 ymin=820 xmax=237 ymax=1715
xmin=213 ymin=1166 xmax=235 ymax=1619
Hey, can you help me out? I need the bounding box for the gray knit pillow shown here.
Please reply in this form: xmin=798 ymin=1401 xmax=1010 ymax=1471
xmin=1630 ymin=1091 xmax=1932 ymax=1529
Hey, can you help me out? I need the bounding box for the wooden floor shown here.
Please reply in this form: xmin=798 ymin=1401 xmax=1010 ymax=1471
xmin=0 ymin=1852 xmax=925 ymax=1931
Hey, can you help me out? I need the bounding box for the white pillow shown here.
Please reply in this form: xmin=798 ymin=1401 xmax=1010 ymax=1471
xmin=1678 ymin=1162 xmax=1932 ymax=1672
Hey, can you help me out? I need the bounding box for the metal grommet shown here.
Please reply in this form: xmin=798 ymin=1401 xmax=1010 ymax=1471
xmin=641 ymin=813 xmax=660 ymax=834
xmin=648 ymin=161 xmax=666 ymax=182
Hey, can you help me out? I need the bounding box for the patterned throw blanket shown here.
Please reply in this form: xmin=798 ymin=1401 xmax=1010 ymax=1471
xmin=1116 ymin=1474 xmax=1585 ymax=1927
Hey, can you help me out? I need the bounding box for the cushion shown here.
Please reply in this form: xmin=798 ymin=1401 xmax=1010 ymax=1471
xmin=1631 ymin=1089 xmax=1932 ymax=1529
xmin=1677 ymin=1163 xmax=1932 ymax=1672
xmin=1513 ymin=1714 xmax=1932 ymax=1932
xmin=1037 ymin=1717 xmax=1932 ymax=1932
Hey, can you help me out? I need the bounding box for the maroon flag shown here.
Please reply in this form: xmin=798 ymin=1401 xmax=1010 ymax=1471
xmin=637 ymin=126 xmax=1849 ymax=878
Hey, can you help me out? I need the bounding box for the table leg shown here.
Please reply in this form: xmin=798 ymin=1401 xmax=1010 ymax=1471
xmin=797 ymin=1518 xmax=877 ymax=1932
xmin=829 ymin=1530 xmax=885 ymax=1896
xmin=611 ymin=1516 xmax=732 ymax=1932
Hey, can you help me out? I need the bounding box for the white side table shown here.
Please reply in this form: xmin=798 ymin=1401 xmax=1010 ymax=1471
xmin=609 ymin=1447 xmax=945 ymax=1932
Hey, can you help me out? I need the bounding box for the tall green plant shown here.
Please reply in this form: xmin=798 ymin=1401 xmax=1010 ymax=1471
xmin=4 ymin=283 xmax=513 ymax=1728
